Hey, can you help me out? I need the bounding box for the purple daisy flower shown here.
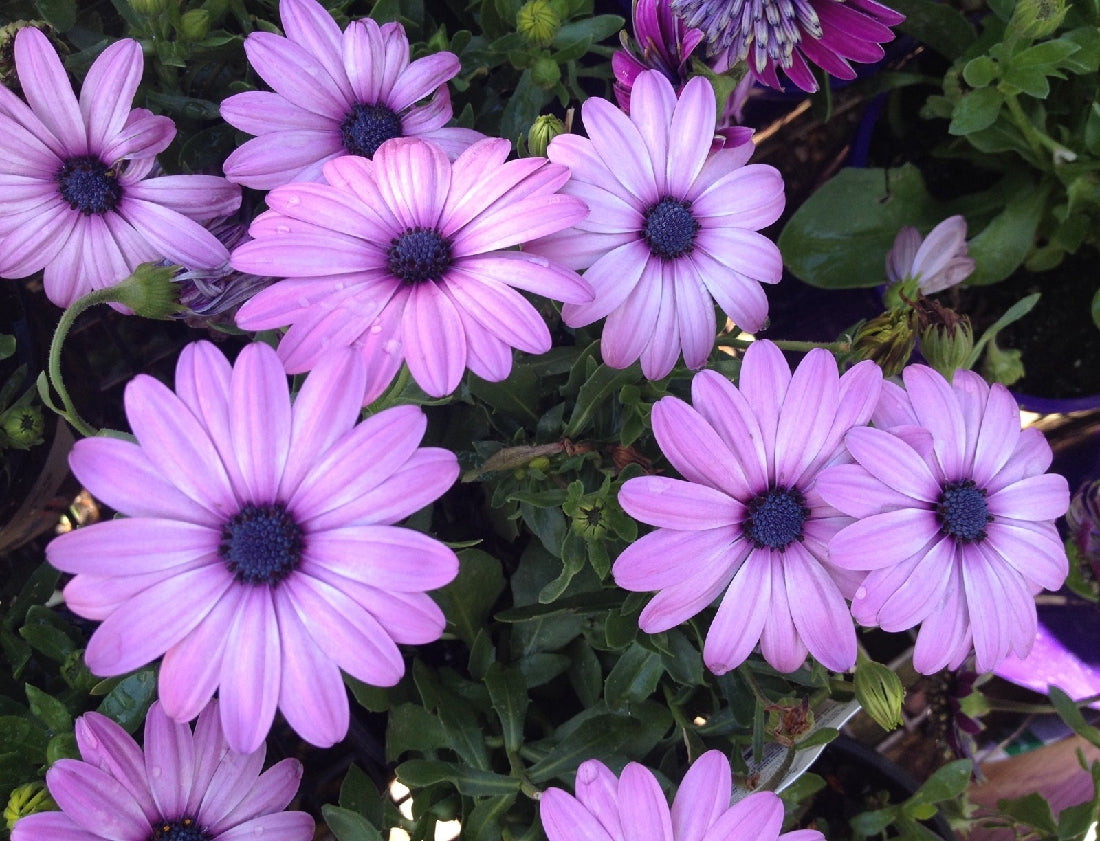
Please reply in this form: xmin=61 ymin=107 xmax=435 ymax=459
xmin=526 ymin=69 xmax=785 ymax=381
xmin=885 ymin=215 xmax=975 ymax=296
xmin=817 ymin=366 xmax=1070 ymax=674
xmin=11 ymin=700 xmax=313 ymax=841
xmin=541 ymin=750 xmax=824 ymax=841
xmin=0 ymin=27 xmax=241 ymax=308
xmin=672 ymin=0 xmax=904 ymax=92
xmin=230 ymin=136 xmax=592 ymax=401
xmin=47 ymin=340 xmax=460 ymax=753
xmin=220 ymin=0 xmax=483 ymax=190
xmin=613 ymin=340 xmax=882 ymax=673
xmin=612 ymin=0 xmax=705 ymax=112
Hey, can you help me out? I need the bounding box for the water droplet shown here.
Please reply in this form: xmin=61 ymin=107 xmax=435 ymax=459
xmin=369 ymin=323 xmax=383 ymax=335
xmin=275 ymin=224 xmax=290 ymax=234
xmin=150 ymin=765 xmax=162 ymax=779
xmin=285 ymin=194 xmax=300 ymax=206
xmin=383 ymin=339 xmax=400 ymax=355
xmin=854 ymin=586 xmax=867 ymax=600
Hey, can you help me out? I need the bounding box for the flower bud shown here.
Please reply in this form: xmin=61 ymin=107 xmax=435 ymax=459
xmin=128 ymin=0 xmax=168 ymax=15
xmin=530 ymin=53 xmax=561 ymax=89
xmin=915 ymin=298 xmax=974 ymax=381
xmin=1009 ymin=0 xmax=1067 ymax=39
xmin=110 ymin=262 xmax=187 ymax=320
xmin=178 ymin=8 xmax=211 ymax=41
xmin=850 ymin=308 xmax=916 ymax=377
xmin=0 ymin=404 xmax=45 ymax=450
xmin=854 ymin=653 xmax=905 ymax=731
xmin=517 ymin=0 xmax=561 ymax=48
xmin=5 ymin=783 xmax=56 ymax=831
xmin=527 ymin=114 xmax=565 ymax=157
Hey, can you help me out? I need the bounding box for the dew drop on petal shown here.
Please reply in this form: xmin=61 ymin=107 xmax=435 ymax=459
xmin=855 ymin=586 xmax=867 ymax=601
xmin=275 ymin=224 xmax=290 ymax=234
xmin=383 ymin=339 xmax=400 ymax=355
xmin=285 ymin=195 xmax=300 ymax=206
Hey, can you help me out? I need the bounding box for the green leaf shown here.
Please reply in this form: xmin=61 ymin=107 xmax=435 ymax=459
xmin=345 ymin=675 xmax=391 ymax=713
xmin=517 ymin=652 xmax=571 ymax=687
xmin=911 ymin=759 xmax=973 ymax=803
xmin=19 ymin=606 xmax=81 ymax=663
xmin=1091 ymin=285 xmax=1100 ymax=331
xmin=967 ymin=179 xmax=1046 ymax=284
xmin=396 ymin=760 xmax=520 ymax=796
xmin=25 ymin=684 xmax=71 ymax=734
xmin=47 ymin=731 xmax=79 ymax=763
xmin=564 ymin=362 xmax=641 ymax=437
xmin=463 ymin=794 xmax=518 ymax=841
xmin=850 ymin=806 xmax=900 ymax=837
xmin=34 ymin=0 xmax=77 ymax=30
xmin=434 ymin=549 xmax=505 ymax=646
xmin=485 ymin=664 xmax=528 ymax=753
xmin=339 ymin=764 xmax=385 ymax=827
xmin=885 ymin=0 xmax=976 ymax=58
xmin=552 ymin=15 xmax=624 ymax=49
xmin=385 ymin=703 xmax=450 ymax=761
xmin=1001 ymin=64 xmax=1051 ymax=97
xmin=1049 ymin=685 xmax=1100 ymax=749
xmin=996 ymin=792 xmax=1059 ymax=835
xmin=604 ymin=643 xmax=664 ymax=709
xmin=1057 ymin=796 xmax=1099 ymax=841
xmin=499 ymin=70 xmax=550 ymax=147
xmin=322 ymin=805 xmax=386 ymax=841
xmin=527 ymin=714 xmax=639 ymax=783
xmin=468 ymin=368 xmax=540 ymax=424
xmin=949 ymin=87 xmax=1004 ymax=135
xmin=567 ymin=637 xmax=603 ymax=707
xmin=963 ymin=56 xmax=1000 ymax=87
xmin=96 ymin=668 xmax=157 ymax=733
xmin=1011 ymin=38 xmax=1081 ymax=68
xmin=796 ymin=727 xmax=839 ymax=750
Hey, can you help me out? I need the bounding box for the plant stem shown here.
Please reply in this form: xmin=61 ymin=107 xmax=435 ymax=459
xmin=717 ymin=336 xmax=852 ymax=354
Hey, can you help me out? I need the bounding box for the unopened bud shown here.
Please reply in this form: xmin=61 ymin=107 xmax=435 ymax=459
xmin=1009 ymin=0 xmax=1067 ymax=39
xmin=517 ymin=0 xmax=561 ymax=47
xmin=850 ymin=308 xmax=916 ymax=377
xmin=128 ymin=0 xmax=168 ymax=16
xmin=5 ymin=783 xmax=56 ymax=831
xmin=855 ymin=652 xmax=905 ymax=731
xmin=916 ymin=298 xmax=974 ymax=381
xmin=531 ymin=53 xmax=561 ymax=88
xmin=110 ymin=262 xmax=187 ymax=320
xmin=0 ymin=405 xmax=45 ymax=450
xmin=178 ymin=8 xmax=211 ymax=41
xmin=527 ymin=114 xmax=565 ymax=157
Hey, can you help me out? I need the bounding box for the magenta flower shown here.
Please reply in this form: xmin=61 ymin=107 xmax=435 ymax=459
xmin=817 ymin=366 xmax=1070 ymax=674
xmin=11 ymin=700 xmax=313 ymax=841
xmin=526 ymin=70 xmax=786 ymax=380
xmin=612 ymin=0 xmax=705 ymax=112
xmin=541 ymin=750 xmax=824 ymax=841
xmin=672 ymin=0 xmax=904 ymax=92
xmin=886 ymin=215 xmax=975 ymax=296
xmin=613 ymin=340 xmax=882 ymax=673
xmin=0 ymin=27 xmax=241 ymax=308
xmin=231 ymin=136 xmax=592 ymax=401
xmin=220 ymin=0 xmax=482 ymax=190
xmin=47 ymin=340 xmax=460 ymax=753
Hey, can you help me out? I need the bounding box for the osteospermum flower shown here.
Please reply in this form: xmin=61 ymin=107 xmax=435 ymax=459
xmin=612 ymin=0 xmax=705 ymax=112
xmin=526 ymin=70 xmax=785 ymax=380
xmin=11 ymin=700 xmax=313 ymax=841
xmin=817 ymin=365 xmax=1070 ymax=674
xmin=231 ymin=136 xmax=592 ymax=401
xmin=672 ymin=0 xmax=904 ymax=92
xmin=541 ymin=750 xmax=824 ymax=841
xmin=0 ymin=27 xmax=241 ymax=307
xmin=613 ymin=340 xmax=882 ymax=673
xmin=220 ymin=0 xmax=482 ymax=189
xmin=47 ymin=340 xmax=460 ymax=753
xmin=885 ymin=215 xmax=975 ymax=300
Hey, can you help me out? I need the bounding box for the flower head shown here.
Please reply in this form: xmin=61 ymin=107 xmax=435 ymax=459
xmin=0 ymin=27 xmax=241 ymax=307
xmin=527 ymin=70 xmax=785 ymax=380
xmin=11 ymin=700 xmax=313 ymax=841
xmin=612 ymin=0 xmax=705 ymax=112
xmin=885 ymin=215 xmax=975 ymax=303
xmin=613 ymin=340 xmax=883 ymax=673
xmin=541 ymin=750 xmax=824 ymax=841
xmin=817 ymin=365 xmax=1071 ymax=674
xmin=231 ymin=136 xmax=592 ymax=401
xmin=47 ymin=340 xmax=461 ymax=752
xmin=220 ymin=0 xmax=483 ymax=190
xmin=672 ymin=0 xmax=904 ymax=92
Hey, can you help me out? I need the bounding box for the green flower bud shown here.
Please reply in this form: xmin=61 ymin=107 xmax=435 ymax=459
xmin=527 ymin=114 xmax=565 ymax=157
xmin=517 ymin=0 xmax=561 ymax=48
xmin=915 ymin=298 xmax=974 ymax=382
xmin=0 ymin=404 xmax=45 ymax=450
xmin=854 ymin=653 xmax=905 ymax=731
xmin=530 ymin=54 xmax=561 ymax=89
xmin=850 ymin=308 xmax=916 ymax=377
xmin=128 ymin=0 xmax=168 ymax=16
xmin=980 ymin=336 xmax=1025 ymax=387
xmin=571 ymin=500 xmax=608 ymax=540
xmin=5 ymin=783 xmax=56 ymax=831
xmin=110 ymin=262 xmax=187 ymax=320
xmin=178 ymin=8 xmax=211 ymax=41
xmin=1009 ymin=0 xmax=1066 ymax=40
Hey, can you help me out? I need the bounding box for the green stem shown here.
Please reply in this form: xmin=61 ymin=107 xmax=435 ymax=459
xmin=1002 ymin=92 xmax=1075 ymax=166
xmin=716 ymin=336 xmax=852 ymax=354
xmin=365 ymin=364 xmax=412 ymax=415
xmin=46 ymin=287 xmax=123 ymax=437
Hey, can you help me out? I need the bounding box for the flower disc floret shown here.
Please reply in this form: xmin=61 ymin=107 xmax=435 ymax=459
xmin=0 ymin=27 xmax=240 ymax=307
xmin=11 ymin=700 xmax=313 ymax=841
xmin=613 ymin=340 xmax=883 ymax=674
xmin=817 ymin=365 xmax=1071 ymax=674
xmin=220 ymin=0 xmax=483 ymax=189
xmin=525 ymin=70 xmax=786 ymax=380
xmin=231 ymin=136 xmax=592 ymax=401
xmin=47 ymin=340 xmax=462 ymax=753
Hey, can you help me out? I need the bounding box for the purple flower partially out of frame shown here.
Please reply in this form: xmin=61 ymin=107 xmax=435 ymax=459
xmin=48 ymin=340 xmax=461 ymax=753
xmin=11 ymin=700 xmax=313 ymax=841
xmin=614 ymin=340 xmax=882 ymax=673
xmin=221 ymin=0 xmax=482 ymax=190
xmin=818 ymin=365 xmax=1070 ymax=674
xmin=0 ymin=27 xmax=241 ymax=307
xmin=612 ymin=0 xmax=705 ymax=112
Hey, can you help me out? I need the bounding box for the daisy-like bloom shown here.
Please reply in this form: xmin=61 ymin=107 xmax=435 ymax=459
xmin=11 ymin=700 xmax=313 ymax=841
xmin=885 ymin=215 xmax=975 ymax=302
xmin=672 ymin=0 xmax=904 ymax=92
xmin=612 ymin=0 xmax=705 ymax=112
xmin=817 ymin=365 xmax=1070 ymax=674
xmin=526 ymin=69 xmax=785 ymax=381
xmin=613 ymin=340 xmax=883 ymax=673
xmin=47 ymin=340 xmax=461 ymax=753
xmin=231 ymin=136 xmax=592 ymax=401
xmin=541 ymin=751 xmax=824 ymax=841
xmin=220 ymin=0 xmax=482 ymax=190
xmin=0 ymin=27 xmax=241 ymax=308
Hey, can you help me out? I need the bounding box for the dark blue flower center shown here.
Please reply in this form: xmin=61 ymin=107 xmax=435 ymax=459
xmin=150 ymin=818 xmax=210 ymax=841
xmin=387 ymin=227 xmax=453 ymax=284
xmin=57 ymin=155 xmax=121 ymax=215
xmin=743 ymin=486 xmax=809 ymax=549
xmin=340 ymin=102 xmax=403 ymax=158
xmin=643 ymin=197 xmax=698 ymax=259
xmin=219 ymin=502 xmax=303 ymax=586
xmin=936 ymin=479 xmax=992 ymax=543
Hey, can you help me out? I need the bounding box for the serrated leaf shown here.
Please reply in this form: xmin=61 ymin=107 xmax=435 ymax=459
xmin=949 ymin=87 xmax=1004 ymax=135
xmin=996 ymin=791 xmax=1058 ymax=834
xmin=963 ymin=56 xmax=1000 ymax=87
